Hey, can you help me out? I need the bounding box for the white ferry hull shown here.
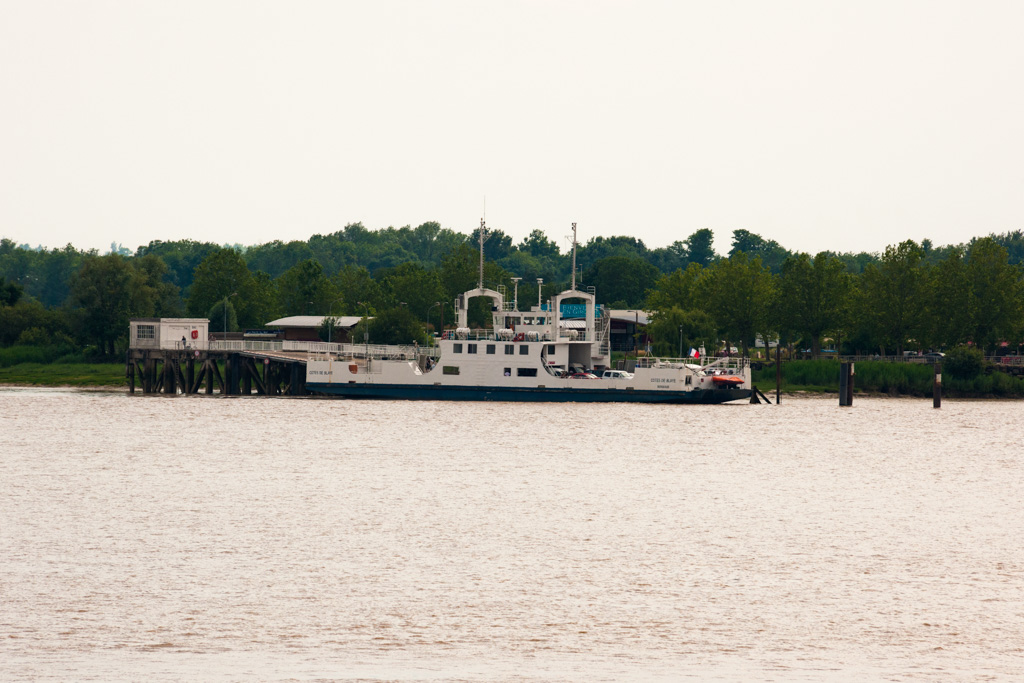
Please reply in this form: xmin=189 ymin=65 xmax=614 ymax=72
xmin=307 ymin=381 xmax=749 ymax=403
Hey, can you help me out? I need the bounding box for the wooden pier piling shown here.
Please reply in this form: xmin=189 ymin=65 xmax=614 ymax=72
xmin=126 ymin=348 xmax=310 ymax=398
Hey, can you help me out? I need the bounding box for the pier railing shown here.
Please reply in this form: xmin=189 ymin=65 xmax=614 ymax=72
xmin=167 ymin=339 xmax=440 ymax=359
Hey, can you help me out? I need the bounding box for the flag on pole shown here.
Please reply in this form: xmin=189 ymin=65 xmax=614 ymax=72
xmin=689 ymin=347 xmax=699 ymax=358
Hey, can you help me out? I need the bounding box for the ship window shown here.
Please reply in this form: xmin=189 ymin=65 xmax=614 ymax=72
xmin=517 ymin=368 xmax=538 ymax=377
xmin=547 ymin=345 xmax=556 ymax=354
xmin=686 ymin=375 xmax=692 ymax=385
xmin=486 ymin=344 xmax=495 ymax=354
xmin=505 ymin=344 xmax=514 ymax=355
xmin=442 ymin=366 xmax=459 ymax=375
xmin=519 ymin=345 xmax=529 ymax=355
xmin=468 ymin=344 xmax=477 ymax=354
xmin=136 ymin=325 xmax=155 ymax=340
xmin=453 ymin=343 xmax=462 ymax=353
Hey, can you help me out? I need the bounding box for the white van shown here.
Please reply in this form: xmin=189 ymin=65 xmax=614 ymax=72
xmin=602 ymin=370 xmax=634 ymax=379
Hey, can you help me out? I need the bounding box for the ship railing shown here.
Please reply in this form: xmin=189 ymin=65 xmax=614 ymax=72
xmin=635 ymin=355 xmax=749 ymax=372
xmin=326 ymin=343 xmax=440 ymax=360
xmin=448 ymin=329 xmax=556 ymax=342
xmin=198 ymin=339 xmax=440 ymax=359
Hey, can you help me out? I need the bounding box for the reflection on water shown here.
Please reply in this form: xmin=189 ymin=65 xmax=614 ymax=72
xmin=1 ymin=388 xmax=1022 ymax=681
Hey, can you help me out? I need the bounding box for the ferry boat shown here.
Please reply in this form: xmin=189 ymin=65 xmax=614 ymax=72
xmin=305 ymin=223 xmax=751 ymax=404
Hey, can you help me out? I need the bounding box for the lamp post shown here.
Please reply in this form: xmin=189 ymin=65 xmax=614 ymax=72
xmin=326 ymin=297 xmax=345 ymax=344
xmin=358 ymin=301 xmax=370 ymax=359
xmin=429 ymin=301 xmax=441 ymax=342
xmin=511 ymin=277 xmax=521 ymax=312
xmin=223 ymin=292 xmax=237 ymax=345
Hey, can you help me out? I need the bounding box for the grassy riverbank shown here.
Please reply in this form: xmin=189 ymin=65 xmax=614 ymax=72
xmin=0 ymin=363 xmax=126 ymax=387
xmin=752 ymin=359 xmax=1024 ymax=398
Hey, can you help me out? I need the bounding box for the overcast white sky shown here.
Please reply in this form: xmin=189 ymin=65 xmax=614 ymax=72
xmin=2 ymin=1 xmax=1022 ymax=257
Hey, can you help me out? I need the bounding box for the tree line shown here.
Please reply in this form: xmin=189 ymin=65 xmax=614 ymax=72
xmin=1 ymin=223 xmax=1023 ymax=359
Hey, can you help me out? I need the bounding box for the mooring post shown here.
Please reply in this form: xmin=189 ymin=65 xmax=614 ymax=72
xmin=127 ymin=356 xmax=135 ymax=394
xmin=933 ymin=362 xmax=941 ymax=408
xmin=839 ymin=362 xmax=849 ymax=406
xmin=843 ymin=362 xmax=851 ymax=405
xmin=775 ymin=345 xmax=781 ymax=404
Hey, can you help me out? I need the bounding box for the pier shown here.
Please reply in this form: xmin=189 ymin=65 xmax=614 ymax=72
xmin=126 ymin=338 xmax=438 ymax=397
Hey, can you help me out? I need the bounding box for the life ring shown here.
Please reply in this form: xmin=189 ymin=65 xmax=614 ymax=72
xmin=514 ymin=333 xmax=525 ymax=342
xmin=191 ymin=330 xmax=199 ymax=340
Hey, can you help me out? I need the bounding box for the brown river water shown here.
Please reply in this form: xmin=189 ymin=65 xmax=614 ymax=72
xmin=1 ymin=388 xmax=1022 ymax=681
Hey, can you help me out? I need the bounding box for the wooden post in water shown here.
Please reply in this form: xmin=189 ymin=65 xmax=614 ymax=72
xmin=839 ymin=362 xmax=849 ymax=406
xmin=775 ymin=345 xmax=781 ymax=404
xmin=933 ymin=362 xmax=941 ymax=408
xmin=847 ymin=362 xmax=854 ymax=406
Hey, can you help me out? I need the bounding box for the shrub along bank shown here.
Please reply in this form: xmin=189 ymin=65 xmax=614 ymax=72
xmin=752 ymin=357 xmax=1024 ymax=398
xmin=0 ymin=344 xmax=125 ymax=387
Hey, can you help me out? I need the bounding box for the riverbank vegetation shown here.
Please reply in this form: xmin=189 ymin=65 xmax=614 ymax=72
xmin=752 ymin=353 xmax=1024 ymax=398
xmin=2 ymin=225 xmax=1023 ymax=395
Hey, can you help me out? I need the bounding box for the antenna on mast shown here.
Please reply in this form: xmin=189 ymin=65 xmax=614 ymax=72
xmin=478 ymin=218 xmax=487 ymax=290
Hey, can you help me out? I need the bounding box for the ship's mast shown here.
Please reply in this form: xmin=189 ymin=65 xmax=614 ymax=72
xmin=570 ymin=222 xmax=578 ymax=291
xmin=478 ymin=218 xmax=487 ymax=290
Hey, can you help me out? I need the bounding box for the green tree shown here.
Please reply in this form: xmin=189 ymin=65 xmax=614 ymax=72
xmin=208 ymin=297 xmax=239 ymax=335
xmin=69 ymin=254 xmax=156 ymax=356
xmin=856 ymin=240 xmax=928 ymax=356
xmin=729 ymin=229 xmax=790 ymax=272
xmin=468 ymin=226 xmax=513 ymax=261
xmin=133 ymin=253 xmax=184 ymax=317
xmin=0 ymin=276 xmax=23 ymax=307
xmin=929 ymin=246 xmax=973 ymax=348
xmin=245 ymin=240 xmax=315 ymax=279
xmin=644 ymin=263 xmax=705 ymax=313
xmin=963 ymin=238 xmax=1024 ymax=352
xmin=0 ymin=299 xmax=67 ymax=346
xmin=187 ymin=248 xmax=259 ymax=327
xmin=703 ymin=252 xmax=776 ymax=356
xmin=367 ymin=305 xmax=430 ymax=345
xmin=776 ymin=252 xmax=851 ymax=358
xmin=582 ymin=256 xmax=660 ymax=307
xmin=319 ymin=315 xmax=339 ymax=342
xmin=377 ymin=262 xmax=444 ymax=318
xmin=276 ymin=258 xmax=336 ymax=316
xmin=646 ymin=306 xmax=716 ymax=357
xmin=684 ymin=228 xmax=716 ymax=267
xmin=517 ymin=229 xmax=561 ymax=260
xmin=135 ymin=239 xmax=221 ymax=296
xmin=576 ymin=236 xmax=648 ymax=271
xmin=332 ymin=265 xmax=383 ymax=315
